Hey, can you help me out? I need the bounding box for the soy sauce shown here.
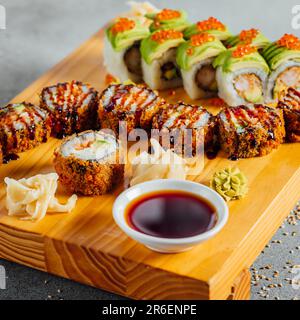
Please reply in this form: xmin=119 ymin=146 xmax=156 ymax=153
xmin=126 ymin=191 xmax=217 ymax=239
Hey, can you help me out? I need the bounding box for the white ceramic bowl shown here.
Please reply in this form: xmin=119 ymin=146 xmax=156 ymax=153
xmin=113 ymin=179 xmax=228 ymax=253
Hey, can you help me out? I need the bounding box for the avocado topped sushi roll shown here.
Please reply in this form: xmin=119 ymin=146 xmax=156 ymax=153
xmin=213 ymin=44 xmax=269 ymax=106
xmin=262 ymin=34 xmax=300 ymax=102
xmin=184 ymin=17 xmax=231 ymax=41
xmin=225 ymin=28 xmax=270 ymax=50
xmin=145 ymin=8 xmax=190 ymax=32
xmin=141 ymin=29 xmax=185 ymax=90
xmin=54 ymin=130 xmax=124 ymax=196
xmin=104 ymin=17 xmax=150 ymax=83
xmin=177 ymin=33 xmax=227 ymax=99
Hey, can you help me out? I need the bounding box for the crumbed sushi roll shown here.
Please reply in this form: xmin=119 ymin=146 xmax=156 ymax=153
xmin=0 ymin=103 xmax=51 ymax=160
xmin=0 ymin=145 xmax=3 ymax=165
xmin=217 ymin=105 xmax=285 ymax=159
xmin=104 ymin=17 xmax=150 ymax=83
xmin=98 ymin=83 xmax=166 ymax=134
xmin=225 ymin=29 xmax=270 ymax=51
xmin=213 ymin=44 xmax=269 ymax=106
xmin=141 ymin=29 xmax=185 ymax=90
xmin=53 ymin=130 xmax=124 ymax=196
xmin=40 ymin=81 xmax=99 ymax=138
xmin=278 ymin=87 xmax=300 ymax=142
xmin=145 ymin=8 xmax=190 ymax=32
xmin=176 ymin=33 xmax=226 ymax=99
xmin=152 ymin=102 xmax=216 ymax=154
xmin=262 ymin=34 xmax=300 ymax=102
xmin=184 ymin=17 xmax=231 ymax=41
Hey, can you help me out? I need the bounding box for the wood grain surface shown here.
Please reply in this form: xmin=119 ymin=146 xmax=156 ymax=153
xmin=0 ymin=29 xmax=299 ymax=300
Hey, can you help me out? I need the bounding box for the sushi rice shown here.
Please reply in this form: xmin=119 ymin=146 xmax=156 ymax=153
xmin=216 ymin=67 xmax=268 ymax=106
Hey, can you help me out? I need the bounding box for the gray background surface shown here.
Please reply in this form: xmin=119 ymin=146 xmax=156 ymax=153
xmin=0 ymin=0 xmax=299 ymax=300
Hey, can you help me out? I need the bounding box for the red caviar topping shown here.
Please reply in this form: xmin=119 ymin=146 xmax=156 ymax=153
xmin=232 ymin=44 xmax=257 ymax=58
xmin=196 ymin=17 xmax=225 ymax=32
xmin=151 ymin=29 xmax=183 ymax=44
xmin=111 ymin=18 xmax=135 ymax=34
xmin=239 ymin=28 xmax=259 ymax=43
xmin=156 ymin=8 xmax=181 ymax=21
xmin=186 ymin=48 xmax=194 ymax=56
xmin=277 ymin=34 xmax=300 ymax=50
xmin=190 ymin=33 xmax=215 ymax=46
xmin=207 ymin=97 xmax=225 ymax=107
xmin=105 ymin=74 xmax=118 ymax=85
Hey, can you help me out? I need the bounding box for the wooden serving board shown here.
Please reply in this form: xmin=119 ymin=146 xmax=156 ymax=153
xmin=0 ymin=29 xmax=299 ymax=300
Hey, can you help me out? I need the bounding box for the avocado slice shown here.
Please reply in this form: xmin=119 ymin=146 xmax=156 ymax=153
xmin=176 ymin=37 xmax=226 ymax=70
xmin=184 ymin=24 xmax=231 ymax=41
xmin=213 ymin=47 xmax=269 ymax=74
xmin=140 ymin=32 xmax=185 ymax=64
xmin=106 ymin=18 xmax=150 ymax=52
xmin=146 ymin=10 xmax=190 ymax=32
xmin=225 ymin=31 xmax=269 ymax=50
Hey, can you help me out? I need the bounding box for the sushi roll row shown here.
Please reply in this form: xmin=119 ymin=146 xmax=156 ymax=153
xmin=104 ymin=7 xmax=300 ymax=106
xmin=0 ymin=81 xmax=100 ymax=164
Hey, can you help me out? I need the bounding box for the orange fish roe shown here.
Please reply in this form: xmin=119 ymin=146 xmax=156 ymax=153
xmin=196 ymin=17 xmax=225 ymax=32
xmin=232 ymin=44 xmax=257 ymax=58
xmin=156 ymin=8 xmax=181 ymax=21
xmin=111 ymin=18 xmax=135 ymax=34
xmin=105 ymin=74 xmax=119 ymax=85
xmin=186 ymin=48 xmax=194 ymax=56
xmin=207 ymin=97 xmax=225 ymax=107
xmin=151 ymin=29 xmax=183 ymax=44
xmin=239 ymin=28 xmax=259 ymax=43
xmin=190 ymin=33 xmax=215 ymax=46
xmin=277 ymin=34 xmax=300 ymax=50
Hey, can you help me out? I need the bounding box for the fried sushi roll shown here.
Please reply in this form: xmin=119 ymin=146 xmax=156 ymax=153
xmin=213 ymin=45 xmax=269 ymax=106
xmin=225 ymin=29 xmax=270 ymax=51
xmin=145 ymin=8 xmax=190 ymax=32
xmin=176 ymin=33 xmax=227 ymax=99
xmin=0 ymin=103 xmax=51 ymax=159
xmin=54 ymin=131 xmax=124 ymax=196
xmin=278 ymin=87 xmax=300 ymax=142
xmin=141 ymin=29 xmax=185 ymax=90
xmin=40 ymin=81 xmax=99 ymax=138
xmin=262 ymin=34 xmax=300 ymax=102
xmin=184 ymin=17 xmax=231 ymax=41
xmin=98 ymin=83 xmax=166 ymax=134
xmin=152 ymin=102 xmax=215 ymax=154
xmin=0 ymin=143 xmax=3 ymax=165
xmin=104 ymin=17 xmax=150 ymax=83
xmin=217 ymin=105 xmax=285 ymax=159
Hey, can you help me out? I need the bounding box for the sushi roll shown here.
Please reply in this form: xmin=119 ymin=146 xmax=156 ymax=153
xmin=225 ymin=29 xmax=270 ymax=51
xmin=152 ymin=102 xmax=216 ymax=154
xmin=262 ymin=34 xmax=300 ymax=102
xmin=53 ymin=130 xmax=124 ymax=196
xmin=217 ymin=105 xmax=285 ymax=159
xmin=0 ymin=103 xmax=51 ymax=160
xmin=213 ymin=44 xmax=269 ymax=106
xmin=104 ymin=17 xmax=150 ymax=83
xmin=98 ymin=83 xmax=166 ymax=134
xmin=141 ymin=29 xmax=185 ymax=90
xmin=40 ymin=81 xmax=99 ymax=138
xmin=277 ymin=87 xmax=300 ymax=142
xmin=184 ymin=17 xmax=231 ymax=41
xmin=145 ymin=8 xmax=190 ymax=32
xmin=176 ymin=33 xmax=227 ymax=99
